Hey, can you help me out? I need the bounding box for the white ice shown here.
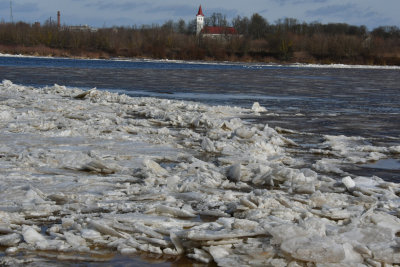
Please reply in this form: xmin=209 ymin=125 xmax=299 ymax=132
xmin=0 ymin=79 xmax=399 ymax=267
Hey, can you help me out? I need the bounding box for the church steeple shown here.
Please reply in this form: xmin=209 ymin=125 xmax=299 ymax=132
xmin=196 ymin=5 xmax=204 ymax=36
xmin=196 ymin=5 xmax=204 ymax=17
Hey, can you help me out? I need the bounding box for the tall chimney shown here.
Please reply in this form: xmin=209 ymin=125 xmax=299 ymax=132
xmin=57 ymin=11 xmax=60 ymax=27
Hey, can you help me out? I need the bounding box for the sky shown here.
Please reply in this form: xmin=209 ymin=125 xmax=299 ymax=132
xmin=1 ymin=0 xmax=399 ymax=31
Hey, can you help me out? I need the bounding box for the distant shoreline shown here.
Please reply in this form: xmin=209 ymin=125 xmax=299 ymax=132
xmin=1 ymin=52 xmax=400 ymax=70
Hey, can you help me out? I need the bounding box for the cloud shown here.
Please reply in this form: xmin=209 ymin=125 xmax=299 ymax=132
xmin=207 ymin=7 xmax=238 ymax=18
xmin=305 ymin=3 xmax=360 ymax=18
xmin=144 ymin=4 xmax=196 ymax=16
xmin=85 ymin=1 xmax=147 ymax=11
xmin=144 ymin=4 xmax=238 ymax=18
xmin=364 ymin=11 xmax=377 ymax=18
xmin=271 ymin=0 xmax=328 ymax=6
xmin=0 ymin=0 xmax=39 ymax=13
xmin=303 ymin=3 xmax=392 ymax=29
xmin=294 ymin=0 xmax=328 ymax=4
xmin=14 ymin=2 xmax=39 ymax=12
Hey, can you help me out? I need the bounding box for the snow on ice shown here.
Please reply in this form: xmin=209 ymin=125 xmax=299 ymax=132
xmin=0 ymin=79 xmax=400 ymax=266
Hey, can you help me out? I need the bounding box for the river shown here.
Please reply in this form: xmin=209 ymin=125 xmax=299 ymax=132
xmin=0 ymin=55 xmax=400 ymax=266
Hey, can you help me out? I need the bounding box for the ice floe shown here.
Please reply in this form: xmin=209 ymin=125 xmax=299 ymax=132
xmin=0 ymin=79 xmax=399 ymax=266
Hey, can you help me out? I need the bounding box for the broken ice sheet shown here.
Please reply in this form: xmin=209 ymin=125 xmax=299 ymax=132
xmin=0 ymin=80 xmax=399 ymax=267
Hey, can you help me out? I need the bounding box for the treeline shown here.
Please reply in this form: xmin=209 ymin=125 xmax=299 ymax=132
xmin=0 ymin=14 xmax=399 ymax=65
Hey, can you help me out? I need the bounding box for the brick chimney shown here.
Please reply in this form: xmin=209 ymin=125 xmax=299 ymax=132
xmin=57 ymin=11 xmax=60 ymax=27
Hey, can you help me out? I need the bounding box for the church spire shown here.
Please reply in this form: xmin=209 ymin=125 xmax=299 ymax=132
xmin=196 ymin=5 xmax=204 ymax=16
xmin=196 ymin=5 xmax=204 ymax=36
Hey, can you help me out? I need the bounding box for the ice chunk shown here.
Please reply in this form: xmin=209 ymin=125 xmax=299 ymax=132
xmin=209 ymin=245 xmax=230 ymax=259
xmin=81 ymin=160 xmax=119 ymax=174
xmin=25 ymin=189 xmax=38 ymax=199
xmin=201 ymin=137 xmax=215 ymax=152
xmin=281 ymin=236 xmax=346 ymax=263
xmin=329 ymin=210 xmax=351 ymax=220
xmin=233 ymin=219 xmax=258 ymax=231
xmin=64 ymin=232 xmax=86 ymax=247
xmin=22 ymin=227 xmax=46 ymax=245
xmin=35 ymin=240 xmax=65 ymax=251
xmin=2 ymin=79 xmax=13 ymax=86
xmin=170 ymin=231 xmax=184 ymax=254
xmin=184 ymin=229 xmax=258 ymax=241
xmin=251 ymin=102 xmax=267 ymax=112
xmin=74 ymin=88 xmax=96 ymax=99
xmin=341 ymin=243 xmax=364 ymax=263
xmin=0 ymin=110 xmax=12 ymax=121
xmin=310 ymin=190 xmax=327 ymax=207
xmin=240 ymin=197 xmax=258 ymax=209
xmin=370 ymin=213 xmax=400 ymax=232
xmin=338 ymin=224 xmax=394 ymax=244
xmin=304 ymin=217 xmax=326 ymax=237
xmin=80 ymin=229 xmax=101 ymax=239
xmin=312 ymin=160 xmax=343 ymax=174
xmin=342 ymin=176 xmax=355 ymax=190
xmin=369 ymin=243 xmax=400 ymax=263
xmin=199 ymin=210 xmax=231 ymax=217
xmin=235 ymin=128 xmax=254 ymax=139
xmin=133 ymin=223 xmax=164 ymax=239
xmin=142 ymin=158 xmax=168 ymax=174
xmin=0 ymin=233 xmax=22 ymax=247
xmin=271 ymin=259 xmax=288 ymax=267
xmin=62 ymin=218 xmax=74 ymax=228
xmin=296 ymin=183 xmax=316 ymax=194
xmin=227 ymin=163 xmax=241 ymax=182
xmin=269 ymin=225 xmax=318 ymax=245
xmin=188 ymin=248 xmax=213 ymax=263
xmin=47 ymin=193 xmax=72 ymax=205
xmin=89 ymin=220 xmax=124 ymax=238
xmin=139 ymin=243 xmax=163 ymax=254
xmin=158 ymin=127 xmax=169 ymax=135
xmin=5 ymin=247 xmax=18 ymax=254
xmin=155 ymin=205 xmax=197 ymax=218
xmin=120 ymin=247 xmax=137 ymax=254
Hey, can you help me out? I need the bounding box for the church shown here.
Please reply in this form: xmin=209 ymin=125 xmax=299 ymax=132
xmin=195 ymin=5 xmax=239 ymax=40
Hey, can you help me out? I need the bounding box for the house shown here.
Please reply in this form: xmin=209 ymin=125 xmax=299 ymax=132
xmin=201 ymin=26 xmax=239 ymax=41
xmin=68 ymin=24 xmax=98 ymax=33
xmin=195 ymin=5 xmax=240 ymax=42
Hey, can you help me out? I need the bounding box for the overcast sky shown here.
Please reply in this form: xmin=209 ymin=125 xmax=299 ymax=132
xmin=1 ymin=0 xmax=399 ymax=31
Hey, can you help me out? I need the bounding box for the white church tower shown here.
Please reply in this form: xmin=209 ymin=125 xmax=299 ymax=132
xmin=196 ymin=5 xmax=204 ymax=36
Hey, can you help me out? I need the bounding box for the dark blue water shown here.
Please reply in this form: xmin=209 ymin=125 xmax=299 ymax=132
xmin=0 ymin=56 xmax=288 ymax=70
xmin=1 ymin=56 xmax=399 ymax=142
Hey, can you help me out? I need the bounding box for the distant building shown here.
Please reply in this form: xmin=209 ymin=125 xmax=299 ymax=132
xmin=201 ymin=26 xmax=239 ymax=41
xmin=195 ymin=5 xmax=240 ymax=42
xmin=67 ymin=24 xmax=98 ymax=33
xmin=196 ymin=5 xmax=204 ymax=36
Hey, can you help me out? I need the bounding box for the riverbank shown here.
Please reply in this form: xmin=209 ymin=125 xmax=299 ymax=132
xmin=1 ymin=44 xmax=399 ymax=66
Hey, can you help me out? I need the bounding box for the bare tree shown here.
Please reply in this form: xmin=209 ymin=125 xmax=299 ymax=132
xmin=249 ymin=13 xmax=268 ymax=39
xmin=175 ymin=19 xmax=186 ymax=34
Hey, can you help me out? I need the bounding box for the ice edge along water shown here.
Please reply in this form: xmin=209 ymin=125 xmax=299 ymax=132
xmin=1 ymin=52 xmax=400 ymax=69
xmin=0 ymin=80 xmax=400 ymax=266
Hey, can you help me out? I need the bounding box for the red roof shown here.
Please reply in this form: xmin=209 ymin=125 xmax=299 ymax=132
xmin=196 ymin=5 xmax=204 ymax=16
xmin=201 ymin=26 xmax=239 ymax=35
